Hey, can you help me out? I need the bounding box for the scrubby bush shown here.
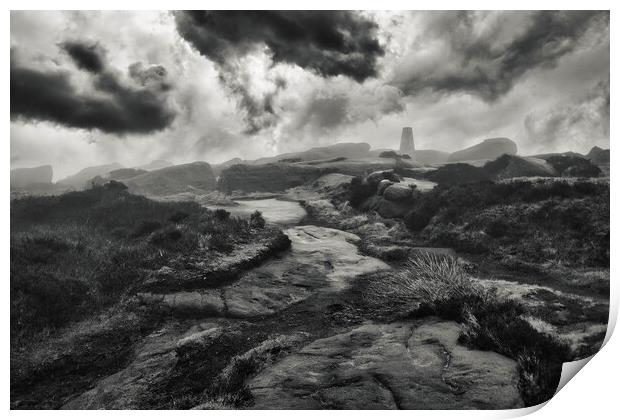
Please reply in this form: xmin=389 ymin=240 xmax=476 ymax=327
xmin=349 ymin=176 xmax=376 ymax=207
xmin=132 ymin=220 xmax=163 ymax=238
xmin=168 ymin=211 xmax=190 ymax=223
xmin=10 ymin=186 xmax=248 ymax=337
xmin=379 ymin=150 xmax=412 ymax=160
xmin=379 ymin=150 xmax=398 ymax=159
xmin=544 ymin=155 xmax=601 ymax=177
xmin=11 ymin=271 xmax=90 ymax=331
xmin=95 ymin=247 xmax=147 ymax=296
xmin=249 ymin=211 xmax=266 ymax=229
xmin=209 ymin=232 xmax=234 ymax=254
xmin=425 ymin=163 xmax=492 ymax=186
xmin=213 ymin=208 xmax=231 ymax=221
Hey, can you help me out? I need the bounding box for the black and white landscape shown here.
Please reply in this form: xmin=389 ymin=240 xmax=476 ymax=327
xmin=10 ymin=10 xmax=610 ymax=410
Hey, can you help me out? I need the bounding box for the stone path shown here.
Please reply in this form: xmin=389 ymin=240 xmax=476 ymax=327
xmin=138 ymin=226 xmax=390 ymax=317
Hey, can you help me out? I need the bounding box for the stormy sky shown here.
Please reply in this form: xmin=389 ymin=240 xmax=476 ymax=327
xmin=10 ymin=10 xmax=609 ymax=179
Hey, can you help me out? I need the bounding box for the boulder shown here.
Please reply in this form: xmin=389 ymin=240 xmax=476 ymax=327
xmin=366 ymin=169 xmax=400 ymax=188
xmin=377 ymin=179 xmax=394 ymax=195
xmin=383 ymin=184 xmax=413 ymax=202
xmin=375 ymin=199 xmax=412 ymax=218
xmin=10 ymin=165 xmax=53 ymax=188
xmin=448 ymin=138 xmax=517 ymax=162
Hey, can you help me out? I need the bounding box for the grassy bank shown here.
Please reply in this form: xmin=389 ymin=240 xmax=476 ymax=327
xmin=401 ymin=179 xmax=609 ymax=287
xmin=10 ymin=182 xmax=286 ymax=408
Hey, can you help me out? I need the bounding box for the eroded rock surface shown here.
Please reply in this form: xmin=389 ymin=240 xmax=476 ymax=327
xmin=248 ymin=318 xmax=523 ymax=409
xmin=138 ymin=226 xmax=390 ymax=317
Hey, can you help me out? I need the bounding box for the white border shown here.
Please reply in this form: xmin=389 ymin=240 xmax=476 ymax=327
xmin=3 ymin=2 xmax=617 ymax=419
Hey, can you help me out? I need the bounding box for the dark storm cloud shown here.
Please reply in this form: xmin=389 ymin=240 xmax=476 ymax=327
xmin=173 ymin=11 xmax=385 ymax=135
xmin=10 ymin=45 xmax=175 ymax=134
xmin=60 ymin=41 xmax=105 ymax=73
xmin=174 ymin=10 xmax=384 ymax=82
xmin=393 ymin=11 xmax=609 ymax=102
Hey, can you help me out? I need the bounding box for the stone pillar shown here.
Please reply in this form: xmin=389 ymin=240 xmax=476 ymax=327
xmin=399 ymin=127 xmax=415 ymax=154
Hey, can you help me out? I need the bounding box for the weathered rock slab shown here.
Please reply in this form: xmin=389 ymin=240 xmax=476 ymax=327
xmin=248 ymin=318 xmax=523 ymax=409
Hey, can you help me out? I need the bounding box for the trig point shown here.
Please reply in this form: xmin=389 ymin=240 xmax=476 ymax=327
xmin=399 ymin=127 xmax=415 ymax=154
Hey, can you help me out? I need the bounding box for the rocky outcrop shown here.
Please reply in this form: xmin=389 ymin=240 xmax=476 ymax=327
xmin=10 ymin=165 xmax=53 ymax=188
xmin=586 ymin=146 xmax=610 ymax=164
xmin=383 ymin=184 xmax=414 ymax=201
xmin=483 ymin=155 xmax=557 ymax=179
xmin=448 ymin=138 xmax=517 ymax=162
xmin=248 ymin=318 xmax=523 ymax=409
xmin=377 ymin=179 xmax=394 ymax=195
xmin=57 ymin=163 xmax=124 ymax=189
xmin=366 ymin=169 xmax=401 ymax=187
xmin=125 ymin=161 xmax=217 ymax=196
xmin=218 ymin=163 xmax=324 ymax=193
xmin=355 ymin=170 xmax=422 ymax=219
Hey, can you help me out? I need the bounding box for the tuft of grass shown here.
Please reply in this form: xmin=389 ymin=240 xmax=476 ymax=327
xmin=365 ymin=253 xmax=482 ymax=317
xmin=202 ymin=334 xmax=307 ymax=408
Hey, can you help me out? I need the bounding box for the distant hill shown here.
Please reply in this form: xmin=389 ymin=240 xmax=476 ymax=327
xmin=448 ymin=138 xmax=517 ymax=162
xmin=218 ymin=163 xmax=324 ymax=193
xmin=58 ymin=163 xmax=124 ymax=189
xmin=107 ymin=168 xmax=149 ymax=180
xmin=370 ymin=149 xmax=449 ymax=164
xmin=124 ymin=161 xmax=217 ymax=196
xmin=137 ymin=160 xmax=173 ymax=171
xmin=11 ymin=165 xmax=53 ymax=188
xmin=212 ymin=142 xmax=374 ymax=180
xmin=212 ymin=157 xmax=243 ymax=177
xmin=242 ymin=142 xmax=371 ymax=166
xmin=586 ymin=146 xmax=610 ymax=164
xmin=411 ymin=150 xmax=450 ymax=164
